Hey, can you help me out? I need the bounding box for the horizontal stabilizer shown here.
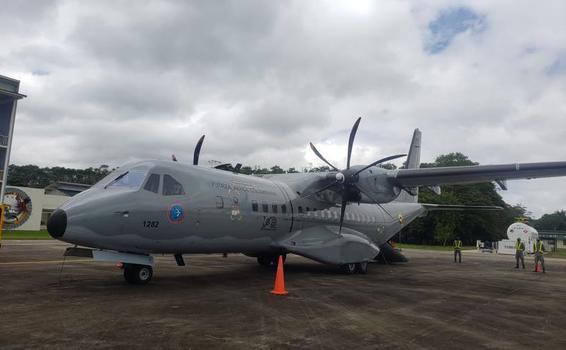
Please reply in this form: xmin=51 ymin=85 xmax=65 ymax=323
xmin=276 ymin=226 xmax=379 ymax=265
xmin=422 ymin=204 xmax=503 ymax=211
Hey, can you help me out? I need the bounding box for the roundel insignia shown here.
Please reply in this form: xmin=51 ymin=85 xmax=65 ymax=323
xmin=168 ymin=203 xmax=185 ymax=224
xmin=398 ymin=214 xmax=405 ymax=224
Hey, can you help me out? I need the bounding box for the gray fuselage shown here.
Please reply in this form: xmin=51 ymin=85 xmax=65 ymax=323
xmin=54 ymin=160 xmax=425 ymax=257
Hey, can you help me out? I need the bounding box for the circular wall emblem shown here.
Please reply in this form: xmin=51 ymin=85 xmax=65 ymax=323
xmin=3 ymin=188 xmax=33 ymax=229
xmin=167 ymin=203 xmax=185 ymax=224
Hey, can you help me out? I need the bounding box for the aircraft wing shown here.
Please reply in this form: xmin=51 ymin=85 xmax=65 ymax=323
xmin=276 ymin=226 xmax=379 ymax=265
xmin=391 ymin=161 xmax=566 ymax=187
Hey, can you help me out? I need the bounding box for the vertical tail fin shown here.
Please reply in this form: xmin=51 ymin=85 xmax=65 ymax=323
xmin=406 ymin=128 xmax=421 ymax=170
xmin=397 ymin=129 xmax=421 ymax=202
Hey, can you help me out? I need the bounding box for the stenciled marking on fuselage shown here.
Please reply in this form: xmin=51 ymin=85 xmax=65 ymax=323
xmin=168 ymin=203 xmax=185 ymax=224
xmin=261 ymin=216 xmax=278 ymax=230
xmin=209 ymin=181 xmax=278 ymax=196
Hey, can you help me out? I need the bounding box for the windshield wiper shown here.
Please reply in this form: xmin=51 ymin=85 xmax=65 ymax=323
xmin=104 ymin=171 xmax=129 ymax=189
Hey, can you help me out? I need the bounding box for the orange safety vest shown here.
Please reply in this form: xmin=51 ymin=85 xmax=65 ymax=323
xmin=515 ymin=241 xmax=524 ymax=252
xmin=454 ymin=240 xmax=462 ymax=250
xmin=533 ymin=242 xmax=544 ymax=254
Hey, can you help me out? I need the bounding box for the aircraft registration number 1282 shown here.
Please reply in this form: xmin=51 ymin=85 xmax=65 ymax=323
xmin=143 ymin=221 xmax=159 ymax=228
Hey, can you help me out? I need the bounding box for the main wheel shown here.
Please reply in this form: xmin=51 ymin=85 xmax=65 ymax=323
xmin=340 ymin=263 xmax=357 ymax=275
xmin=356 ymin=262 xmax=369 ymax=274
xmin=124 ymin=264 xmax=153 ymax=285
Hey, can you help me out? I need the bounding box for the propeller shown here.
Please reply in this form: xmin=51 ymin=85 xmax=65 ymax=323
xmin=307 ymin=117 xmax=406 ymax=233
xmin=193 ymin=135 xmax=205 ymax=165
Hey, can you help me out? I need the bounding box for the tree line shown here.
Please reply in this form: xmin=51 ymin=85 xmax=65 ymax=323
xmin=6 ymin=153 xmax=566 ymax=244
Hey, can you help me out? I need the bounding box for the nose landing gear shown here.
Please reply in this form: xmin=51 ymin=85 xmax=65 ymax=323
xmin=123 ymin=264 xmax=153 ymax=285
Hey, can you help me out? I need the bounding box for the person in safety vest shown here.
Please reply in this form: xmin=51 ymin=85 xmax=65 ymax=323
xmin=454 ymin=238 xmax=463 ymax=263
xmin=515 ymin=238 xmax=525 ymax=269
xmin=533 ymin=239 xmax=546 ymax=273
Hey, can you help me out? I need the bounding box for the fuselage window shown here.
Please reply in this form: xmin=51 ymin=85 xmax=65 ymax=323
xmin=143 ymin=174 xmax=160 ymax=193
xmin=272 ymin=204 xmax=278 ymax=214
xmin=163 ymin=174 xmax=185 ymax=196
xmin=306 ymin=207 xmax=310 ymax=212
xmin=262 ymin=204 xmax=269 ymax=213
xmin=298 ymin=206 xmax=303 ymax=214
xmin=281 ymin=204 xmax=287 ymax=214
xmin=252 ymin=200 xmax=258 ymax=212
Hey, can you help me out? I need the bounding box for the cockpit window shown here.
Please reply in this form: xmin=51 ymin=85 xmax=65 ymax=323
xmin=106 ymin=169 xmax=148 ymax=190
xmin=144 ymin=174 xmax=160 ymax=193
xmin=163 ymin=174 xmax=185 ymax=196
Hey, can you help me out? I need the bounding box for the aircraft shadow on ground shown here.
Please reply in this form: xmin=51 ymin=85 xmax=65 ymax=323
xmin=48 ymin=260 xmax=392 ymax=292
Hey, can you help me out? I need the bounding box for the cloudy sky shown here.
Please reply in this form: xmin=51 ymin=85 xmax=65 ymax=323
xmin=1 ymin=0 xmax=566 ymax=217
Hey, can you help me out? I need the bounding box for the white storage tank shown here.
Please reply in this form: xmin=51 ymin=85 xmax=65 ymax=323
xmin=498 ymin=222 xmax=539 ymax=255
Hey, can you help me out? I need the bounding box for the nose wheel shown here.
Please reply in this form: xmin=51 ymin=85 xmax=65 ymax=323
xmin=123 ymin=264 xmax=153 ymax=285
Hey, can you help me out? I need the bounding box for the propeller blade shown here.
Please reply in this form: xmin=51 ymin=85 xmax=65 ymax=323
xmin=339 ymin=195 xmax=348 ymax=234
xmin=309 ymin=142 xmax=339 ymax=171
xmin=354 ymin=153 xmax=407 ymax=176
xmin=346 ymin=117 xmax=362 ymax=169
xmin=193 ymin=135 xmax=205 ymax=165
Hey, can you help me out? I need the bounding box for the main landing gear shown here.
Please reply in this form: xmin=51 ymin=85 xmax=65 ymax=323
xmin=123 ymin=264 xmax=153 ymax=285
xmin=339 ymin=262 xmax=369 ymax=274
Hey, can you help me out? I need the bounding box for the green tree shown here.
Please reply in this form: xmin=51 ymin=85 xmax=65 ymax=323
xmin=270 ymin=165 xmax=284 ymax=174
xmin=240 ymin=166 xmax=253 ymax=175
xmin=400 ymin=153 xmax=515 ymax=245
xmin=534 ymin=210 xmax=566 ymax=231
xmin=309 ymin=166 xmax=331 ymax=173
xmin=380 ymin=163 xmax=397 ymax=170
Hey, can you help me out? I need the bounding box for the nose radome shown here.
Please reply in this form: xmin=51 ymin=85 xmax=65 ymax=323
xmin=47 ymin=209 xmax=67 ymax=238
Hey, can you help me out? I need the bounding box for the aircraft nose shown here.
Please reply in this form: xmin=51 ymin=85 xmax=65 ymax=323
xmin=47 ymin=209 xmax=67 ymax=238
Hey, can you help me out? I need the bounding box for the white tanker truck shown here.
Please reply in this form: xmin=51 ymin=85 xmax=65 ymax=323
xmin=498 ymin=222 xmax=539 ymax=255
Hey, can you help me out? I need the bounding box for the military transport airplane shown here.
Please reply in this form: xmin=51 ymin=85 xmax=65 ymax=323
xmin=47 ymin=118 xmax=566 ymax=284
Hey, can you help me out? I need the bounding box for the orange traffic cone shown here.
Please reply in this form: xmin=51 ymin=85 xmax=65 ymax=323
xmin=534 ymin=261 xmax=541 ymax=273
xmin=270 ymin=255 xmax=288 ymax=295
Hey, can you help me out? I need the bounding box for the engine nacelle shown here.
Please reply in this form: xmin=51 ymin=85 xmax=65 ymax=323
xmin=356 ymin=169 xmax=402 ymax=203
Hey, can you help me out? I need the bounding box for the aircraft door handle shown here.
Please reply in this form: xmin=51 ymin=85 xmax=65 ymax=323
xmin=113 ymin=210 xmax=129 ymax=217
